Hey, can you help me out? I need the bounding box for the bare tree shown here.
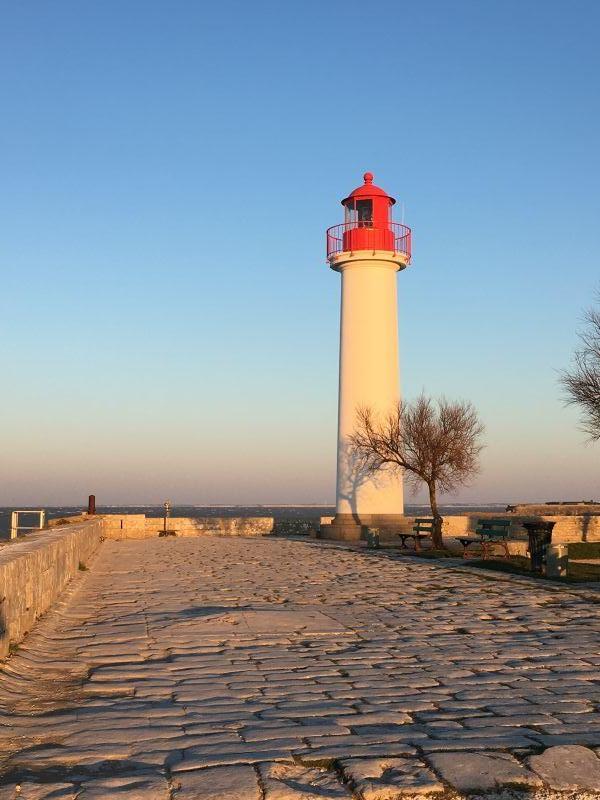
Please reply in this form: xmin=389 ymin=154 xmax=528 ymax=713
xmin=350 ymin=396 xmax=485 ymax=549
xmin=560 ymin=300 xmax=600 ymax=441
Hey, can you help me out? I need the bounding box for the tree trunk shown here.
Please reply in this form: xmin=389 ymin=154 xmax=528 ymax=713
xmin=427 ymin=481 xmax=445 ymax=550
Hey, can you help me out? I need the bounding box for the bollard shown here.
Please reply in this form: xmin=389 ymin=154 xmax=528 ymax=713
xmin=546 ymin=544 xmax=568 ymax=578
xmin=366 ymin=528 xmax=380 ymax=549
xmin=87 ymin=495 xmax=96 ymax=515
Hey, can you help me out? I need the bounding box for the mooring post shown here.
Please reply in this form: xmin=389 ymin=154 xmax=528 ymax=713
xmin=87 ymin=495 xmax=96 ymax=515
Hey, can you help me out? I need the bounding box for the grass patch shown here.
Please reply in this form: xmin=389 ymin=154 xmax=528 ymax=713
xmin=469 ymin=558 xmax=536 ymax=577
xmin=470 ymin=557 xmax=599 ymax=583
xmin=478 ymin=556 xmax=530 ymax=571
xmin=78 ymin=561 xmax=88 ymax=571
xmin=568 ymin=542 xmax=600 ymax=559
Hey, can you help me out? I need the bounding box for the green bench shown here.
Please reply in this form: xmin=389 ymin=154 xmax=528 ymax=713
xmin=398 ymin=517 xmax=434 ymax=552
xmin=458 ymin=518 xmax=511 ymax=559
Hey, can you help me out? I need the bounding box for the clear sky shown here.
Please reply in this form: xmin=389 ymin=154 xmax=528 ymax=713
xmin=1 ymin=0 xmax=599 ymax=506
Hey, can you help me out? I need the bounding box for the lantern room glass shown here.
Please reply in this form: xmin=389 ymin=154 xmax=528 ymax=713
xmin=344 ymin=198 xmax=373 ymax=228
xmin=344 ymin=200 xmax=357 ymax=226
xmin=356 ymin=200 xmax=372 ymax=226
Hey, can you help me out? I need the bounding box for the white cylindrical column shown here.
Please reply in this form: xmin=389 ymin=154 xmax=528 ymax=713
xmin=334 ymin=253 xmax=404 ymax=527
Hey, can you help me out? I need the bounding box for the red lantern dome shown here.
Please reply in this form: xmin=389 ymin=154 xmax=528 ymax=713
xmin=342 ymin=171 xmax=396 ymax=204
xmin=326 ymin=172 xmax=411 ymax=262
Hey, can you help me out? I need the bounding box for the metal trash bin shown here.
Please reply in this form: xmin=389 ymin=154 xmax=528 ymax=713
xmin=522 ymin=521 xmax=555 ymax=574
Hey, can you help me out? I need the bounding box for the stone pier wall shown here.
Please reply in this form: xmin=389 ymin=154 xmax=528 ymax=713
xmin=0 ymin=514 xmax=277 ymax=658
xmin=0 ymin=518 xmax=104 ymax=658
xmin=102 ymin=515 xmax=274 ymax=539
xmin=442 ymin=513 xmax=600 ymax=543
xmin=320 ymin=513 xmax=600 ymax=544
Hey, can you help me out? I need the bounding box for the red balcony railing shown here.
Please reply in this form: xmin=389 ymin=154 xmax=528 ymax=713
xmin=326 ymin=221 xmax=411 ymax=263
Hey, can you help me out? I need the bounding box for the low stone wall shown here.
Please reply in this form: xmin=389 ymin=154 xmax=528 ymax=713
xmin=273 ymin=520 xmax=319 ymax=536
xmin=0 ymin=518 xmax=104 ymax=658
xmin=102 ymin=515 xmax=274 ymax=539
xmin=442 ymin=513 xmax=600 ymax=544
xmin=101 ymin=514 xmax=147 ymax=536
xmin=47 ymin=514 xmax=89 ymax=528
xmin=319 ymin=513 xmax=600 ymax=547
xmin=508 ymin=503 xmax=600 ymax=516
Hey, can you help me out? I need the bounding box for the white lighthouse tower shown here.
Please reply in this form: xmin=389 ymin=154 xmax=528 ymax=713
xmin=326 ymin=172 xmax=411 ymax=540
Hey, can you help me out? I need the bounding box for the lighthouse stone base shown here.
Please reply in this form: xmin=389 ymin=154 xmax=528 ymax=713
xmin=324 ymin=513 xmax=412 ymax=542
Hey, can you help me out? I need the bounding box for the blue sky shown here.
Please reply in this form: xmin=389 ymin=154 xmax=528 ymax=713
xmin=1 ymin=0 xmax=599 ymax=505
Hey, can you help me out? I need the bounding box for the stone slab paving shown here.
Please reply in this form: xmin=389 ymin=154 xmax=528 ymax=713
xmin=0 ymin=537 xmax=599 ymax=799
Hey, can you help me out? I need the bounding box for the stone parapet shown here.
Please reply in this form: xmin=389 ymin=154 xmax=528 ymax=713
xmin=319 ymin=512 xmax=600 ymax=546
xmin=508 ymin=503 xmax=600 ymax=516
xmin=47 ymin=514 xmax=90 ymax=527
xmin=101 ymin=514 xmax=147 ymax=536
xmin=324 ymin=513 xmax=414 ymax=542
xmin=272 ymin=520 xmax=318 ymax=536
xmin=442 ymin=513 xmax=600 ymax=543
xmin=102 ymin=515 xmax=274 ymax=539
xmin=0 ymin=518 xmax=104 ymax=658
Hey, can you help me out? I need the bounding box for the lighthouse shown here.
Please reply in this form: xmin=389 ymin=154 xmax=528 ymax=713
xmin=326 ymin=172 xmax=411 ymax=540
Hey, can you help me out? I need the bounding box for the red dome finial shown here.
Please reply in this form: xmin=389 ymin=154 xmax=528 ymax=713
xmin=363 ymin=171 xmax=374 ymax=184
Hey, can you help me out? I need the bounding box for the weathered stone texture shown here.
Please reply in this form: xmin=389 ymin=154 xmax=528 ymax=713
xmin=427 ymin=751 xmax=542 ymax=792
xmin=510 ymin=503 xmax=600 ymax=516
xmin=528 ymin=744 xmax=600 ymax=790
xmin=341 ymin=756 xmax=444 ymax=797
xmin=320 ymin=512 xmax=600 ymax=547
xmin=78 ymin=774 xmax=170 ymax=798
xmin=442 ymin=513 xmax=600 ymax=543
xmin=102 ymin=514 xmax=274 ymax=539
xmin=0 ymin=519 xmax=103 ymax=657
xmin=259 ymin=762 xmax=351 ymax=798
xmin=172 ymin=764 xmax=260 ymax=799
xmin=1 ymin=537 xmax=600 ymax=798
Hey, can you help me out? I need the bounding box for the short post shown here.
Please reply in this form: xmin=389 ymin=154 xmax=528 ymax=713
xmin=546 ymin=544 xmax=568 ymax=578
xmin=366 ymin=527 xmax=381 ymax=549
xmin=10 ymin=511 xmax=17 ymax=540
xmin=87 ymin=495 xmax=96 ymax=515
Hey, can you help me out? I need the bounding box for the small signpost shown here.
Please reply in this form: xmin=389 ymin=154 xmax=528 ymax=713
xmin=10 ymin=510 xmax=47 ymax=540
xmin=159 ymin=500 xmax=176 ymax=537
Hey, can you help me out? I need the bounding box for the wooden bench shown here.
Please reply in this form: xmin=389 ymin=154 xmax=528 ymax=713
xmin=398 ymin=517 xmax=434 ymax=552
xmin=458 ymin=518 xmax=511 ymax=559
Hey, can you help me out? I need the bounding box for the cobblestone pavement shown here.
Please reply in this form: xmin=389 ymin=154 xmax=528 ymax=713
xmin=1 ymin=537 xmax=600 ymax=799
